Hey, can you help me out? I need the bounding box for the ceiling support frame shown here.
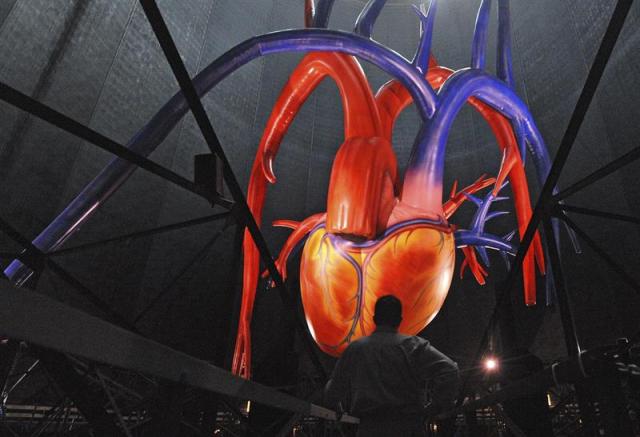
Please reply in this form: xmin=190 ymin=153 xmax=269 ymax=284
xmin=454 ymin=1 xmax=636 ymax=434
xmin=0 ymin=281 xmax=359 ymax=425
xmin=0 ymin=0 xmax=636 ymax=434
xmin=49 ymin=212 xmax=231 ymax=257
xmin=37 ymin=350 xmax=125 ymax=437
xmin=137 ymin=0 xmax=327 ymax=382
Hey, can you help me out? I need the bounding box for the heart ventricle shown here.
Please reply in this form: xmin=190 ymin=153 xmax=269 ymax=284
xmin=300 ymin=222 xmax=455 ymax=356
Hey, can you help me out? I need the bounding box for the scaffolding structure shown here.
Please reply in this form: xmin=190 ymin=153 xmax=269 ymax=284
xmin=0 ymin=0 xmax=638 ymax=435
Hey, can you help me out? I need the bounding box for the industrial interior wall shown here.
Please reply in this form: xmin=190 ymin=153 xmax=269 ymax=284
xmin=0 ymin=0 xmax=638 ymax=367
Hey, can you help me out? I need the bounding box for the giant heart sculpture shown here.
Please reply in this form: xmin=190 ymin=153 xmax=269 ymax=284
xmin=3 ymin=0 xmax=557 ymax=381
xmin=232 ymin=0 xmax=554 ymax=377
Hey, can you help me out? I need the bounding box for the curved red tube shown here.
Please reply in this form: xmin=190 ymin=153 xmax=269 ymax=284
xmin=325 ymin=136 xmax=397 ymax=239
xmin=260 ymin=53 xmax=382 ymax=183
xmin=266 ymin=213 xmax=326 ymax=282
xmin=443 ymin=175 xmax=496 ymax=219
xmin=233 ymin=52 xmax=382 ymax=378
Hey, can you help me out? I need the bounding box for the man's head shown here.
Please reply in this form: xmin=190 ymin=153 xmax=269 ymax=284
xmin=373 ymin=295 xmax=402 ymax=328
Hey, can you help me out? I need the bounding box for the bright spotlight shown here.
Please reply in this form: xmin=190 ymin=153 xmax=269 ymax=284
xmin=484 ymin=357 xmax=498 ymax=372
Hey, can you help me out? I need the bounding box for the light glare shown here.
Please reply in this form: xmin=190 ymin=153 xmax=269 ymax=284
xmin=484 ymin=357 xmax=498 ymax=371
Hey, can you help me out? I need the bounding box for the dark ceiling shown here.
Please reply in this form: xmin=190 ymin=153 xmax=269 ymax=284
xmin=0 ymin=0 xmax=638 ymax=376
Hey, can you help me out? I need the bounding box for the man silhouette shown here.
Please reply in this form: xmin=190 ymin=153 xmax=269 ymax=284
xmin=325 ymin=295 xmax=459 ymax=436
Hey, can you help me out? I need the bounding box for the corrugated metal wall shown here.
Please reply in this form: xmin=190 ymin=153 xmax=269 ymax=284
xmin=0 ymin=0 xmax=638 ymax=369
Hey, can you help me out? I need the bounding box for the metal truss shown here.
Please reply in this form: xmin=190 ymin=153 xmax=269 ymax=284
xmin=456 ymin=0 xmax=634 ymax=382
xmin=467 ymin=0 xmax=636 ymax=369
xmin=49 ymin=212 xmax=231 ymax=258
xmin=0 ymin=0 xmax=637 ymax=435
xmin=1 ymin=342 xmax=183 ymax=436
xmin=452 ymin=0 xmax=639 ymax=435
xmin=136 ymin=0 xmax=327 ymax=380
xmin=0 ymin=0 xmax=336 ymax=433
xmin=0 ymin=282 xmax=358 ymax=423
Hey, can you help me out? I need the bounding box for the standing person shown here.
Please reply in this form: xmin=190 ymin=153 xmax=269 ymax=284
xmin=324 ymin=295 xmax=460 ymax=437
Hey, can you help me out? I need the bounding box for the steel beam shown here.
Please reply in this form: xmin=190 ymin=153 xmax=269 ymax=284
xmin=0 ymin=215 xmax=134 ymax=330
xmin=542 ymin=219 xmax=581 ymax=355
xmin=0 ymin=82 xmax=212 ymax=203
xmin=28 ymin=398 xmax=70 ymax=437
xmin=0 ymin=281 xmax=358 ymax=424
xmin=493 ymin=0 xmax=634 ymax=343
xmin=133 ymin=216 xmax=233 ymax=324
xmin=440 ymin=349 xmax=630 ymax=420
xmin=37 ymin=349 xmax=125 ymax=437
xmin=137 ymin=0 xmax=284 ymax=287
xmin=557 ymin=211 xmax=640 ymax=294
xmin=95 ymin=371 xmax=134 ymax=437
xmin=559 ymin=204 xmax=640 ymax=226
xmin=3 ymin=358 xmax=38 ymax=403
xmin=220 ymin=224 xmax=246 ymax=370
xmin=0 ymin=340 xmax=19 ymax=405
xmin=555 ymin=144 xmax=640 ymax=201
xmin=138 ymin=0 xmax=327 ymax=379
xmin=498 ymin=0 xmax=633 ymax=302
xmin=456 ymin=0 xmax=633 ymax=407
xmin=49 ymin=212 xmax=230 ymax=257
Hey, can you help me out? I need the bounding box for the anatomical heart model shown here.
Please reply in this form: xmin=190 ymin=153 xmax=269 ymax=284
xmin=232 ymin=0 xmax=554 ymax=378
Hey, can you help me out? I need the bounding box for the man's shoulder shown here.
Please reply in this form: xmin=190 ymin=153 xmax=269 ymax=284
xmin=348 ymin=332 xmax=430 ymax=349
xmin=396 ymin=333 xmax=430 ymax=346
xmin=341 ymin=333 xmax=384 ymax=354
xmin=345 ymin=335 xmax=371 ymax=350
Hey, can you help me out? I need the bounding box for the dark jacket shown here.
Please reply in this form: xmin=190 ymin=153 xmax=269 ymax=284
xmin=325 ymin=327 xmax=459 ymax=436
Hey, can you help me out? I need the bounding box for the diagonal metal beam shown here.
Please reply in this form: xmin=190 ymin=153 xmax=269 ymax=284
xmin=456 ymin=0 xmax=634 ymax=405
xmin=29 ymin=398 xmax=69 ymax=437
xmin=95 ymin=371 xmax=133 ymax=437
xmin=0 ymin=281 xmax=359 ymax=424
xmin=0 ymin=82 xmax=212 ymax=202
xmin=0 ymin=340 xmax=20 ymax=404
xmin=37 ymin=350 xmax=125 ymax=437
xmin=137 ymin=0 xmax=283 ymax=295
xmin=556 ymin=211 xmax=640 ymax=294
xmin=491 ymin=0 xmax=634 ymax=312
xmin=138 ymin=0 xmax=327 ymax=379
xmin=558 ymin=204 xmax=640 ymax=225
xmin=3 ymin=359 xmax=39 ymax=402
xmin=133 ymin=219 xmax=232 ymax=324
xmin=0 ymin=422 xmax=19 ymax=437
xmin=49 ymin=212 xmax=230 ymax=257
xmin=555 ymin=144 xmax=640 ymax=201
xmin=440 ymin=351 xmax=613 ymax=420
xmin=0 ymin=215 xmax=135 ymax=331
xmin=542 ymin=218 xmax=581 ymax=354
